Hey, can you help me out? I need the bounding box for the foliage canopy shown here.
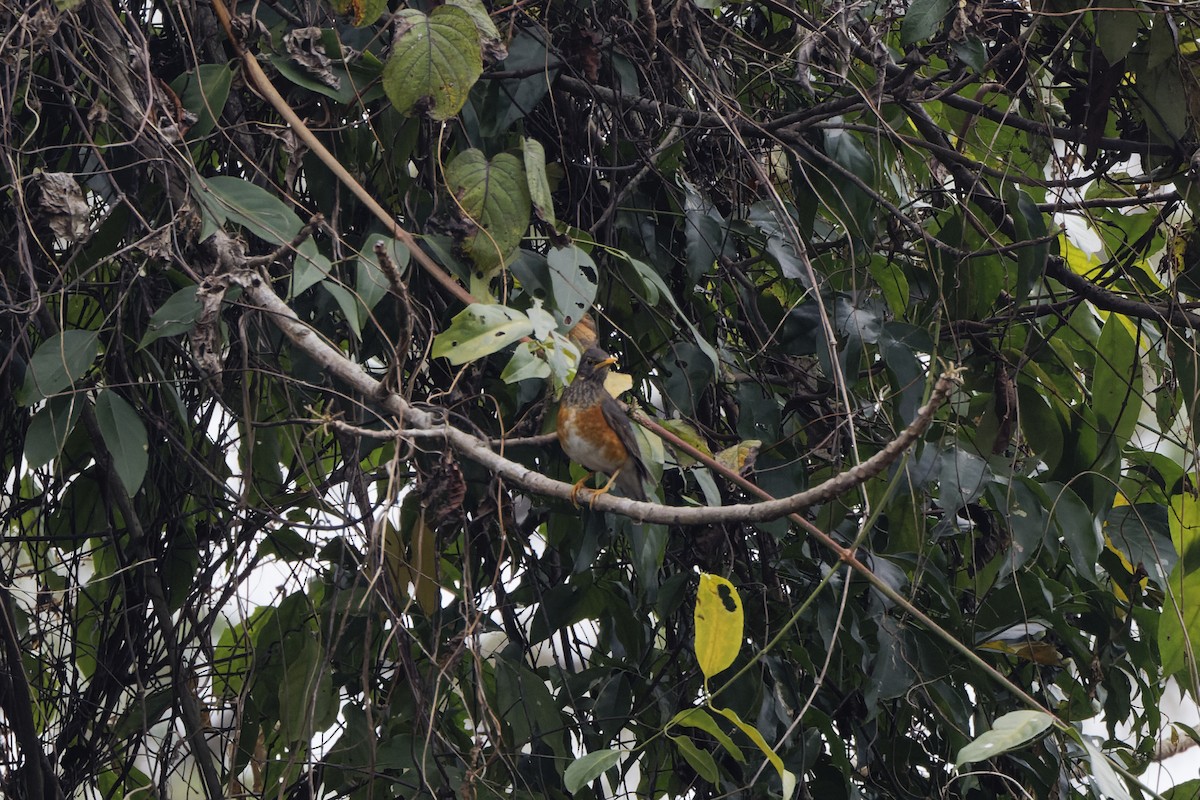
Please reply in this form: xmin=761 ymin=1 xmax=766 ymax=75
xmin=5 ymin=0 xmax=1200 ymax=797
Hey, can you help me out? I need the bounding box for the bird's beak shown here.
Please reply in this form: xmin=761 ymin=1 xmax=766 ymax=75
xmin=596 ymin=355 xmax=618 ymax=369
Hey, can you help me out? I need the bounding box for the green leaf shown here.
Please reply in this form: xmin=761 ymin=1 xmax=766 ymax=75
xmin=563 ymin=749 xmax=624 ymax=793
xmin=668 ymin=707 xmax=745 ymax=762
xmin=939 ymin=446 xmax=990 ymax=510
xmin=623 ymin=256 xmax=720 ymax=371
xmin=952 ymin=38 xmax=987 ymax=72
xmin=1091 ymin=314 xmax=1141 ymax=449
xmin=94 ymin=390 xmax=149 ymax=496
xmin=170 ymin=64 xmax=233 ymax=140
xmin=694 ymin=573 xmax=743 ymax=684
xmin=1096 ymin=0 xmax=1141 ymax=64
xmin=501 ymin=342 xmax=552 ymax=383
xmin=870 ymin=260 xmax=910 ymax=318
xmin=257 ymin=528 xmax=318 ymax=562
xmin=1165 ymin=779 xmax=1200 ymax=799
xmin=954 ymin=710 xmax=1055 ymax=765
xmin=448 ymin=0 xmax=507 ymax=59
xmin=382 ymin=6 xmax=483 ymax=121
xmin=357 ymin=234 xmax=409 ymax=313
xmin=1169 ymin=489 xmax=1200 ymax=565
xmin=711 ymin=705 xmax=791 ymax=790
xmin=546 ymin=244 xmax=597 ymax=327
xmin=1081 ymin=738 xmax=1133 ymax=800
xmin=193 ymin=175 xmax=304 ymax=246
xmin=670 ymin=735 xmax=719 ymax=783
xmin=445 ymin=150 xmax=531 ymax=273
xmin=47 ymin=467 xmax=108 ymax=547
xmin=17 ymin=330 xmax=100 ymax=406
xmin=523 ymin=137 xmax=556 ymax=228
xmin=139 ymin=286 xmax=203 ymax=349
xmin=321 ymin=281 xmax=366 ymax=339
xmin=277 ymin=633 xmax=333 ymax=742
xmin=1160 ymin=557 xmax=1200 ymax=679
xmin=901 ymin=0 xmax=951 ymax=45
xmin=431 ymin=303 xmax=534 ymax=365
xmin=24 ymin=394 xmax=85 ymax=469
xmin=1046 ymin=481 xmax=1100 ymax=582
xmin=293 ymin=239 xmax=332 ymax=297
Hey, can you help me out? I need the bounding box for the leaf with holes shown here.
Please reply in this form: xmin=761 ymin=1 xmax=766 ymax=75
xmin=546 ymin=244 xmax=597 ymax=327
xmin=432 ymin=304 xmax=534 ymax=365
xmin=383 ymin=6 xmax=482 ymax=120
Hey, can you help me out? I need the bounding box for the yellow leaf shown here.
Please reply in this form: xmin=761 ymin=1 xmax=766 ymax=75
xmin=977 ymin=639 xmax=1063 ymax=666
xmin=603 ymin=370 xmax=633 ymax=398
xmin=1169 ymin=489 xmax=1200 ymax=561
xmin=715 ymin=440 xmax=761 ymax=474
xmin=1104 ymin=534 xmax=1148 ymax=603
xmin=658 ymin=418 xmax=713 ymax=466
xmin=383 ymin=515 xmax=440 ymax=615
xmin=712 ymin=705 xmax=792 ymax=791
xmin=694 ymin=573 xmax=743 ymax=685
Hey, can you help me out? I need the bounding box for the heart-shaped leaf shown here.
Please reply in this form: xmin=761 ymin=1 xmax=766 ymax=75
xmin=445 ymin=149 xmax=531 ymax=273
xmin=383 ymin=6 xmax=483 ymax=120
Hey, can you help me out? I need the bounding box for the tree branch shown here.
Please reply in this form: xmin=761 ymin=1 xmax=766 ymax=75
xmin=229 ymin=256 xmax=956 ymax=526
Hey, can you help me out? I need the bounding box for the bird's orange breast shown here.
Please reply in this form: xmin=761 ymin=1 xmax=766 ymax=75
xmin=557 ymin=403 xmax=629 ymax=475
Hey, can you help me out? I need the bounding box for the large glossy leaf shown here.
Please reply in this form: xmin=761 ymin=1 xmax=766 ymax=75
xmin=17 ymin=330 xmax=100 ymax=406
xmin=94 ymin=389 xmax=148 ymax=496
xmin=1091 ymin=314 xmax=1141 ymax=450
xmin=382 ymin=6 xmax=483 ymax=120
xmin=170 ymin=64 xmax=233 ymax=140
xmin=24 ymin=394 xmax=84 ymax=469
xmin=901 ymin=0 xmax=951 ymax=44
xmin=954 ymin=710 xmax=1054 ymax=765
xmin=563 ymin=749 xmax=624 ymax=793
xmin=193 ymin=175 xmax=304 ymax=245
xmin=139 ymin=286 xmax=203 ymax=349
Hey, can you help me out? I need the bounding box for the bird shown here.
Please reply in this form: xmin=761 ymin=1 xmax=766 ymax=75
xmin=556 ymin=347 xmax=652 ymax=505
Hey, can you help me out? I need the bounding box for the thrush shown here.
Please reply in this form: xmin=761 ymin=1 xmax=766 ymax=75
xmin=556 ymin=347 xmax=652 ymax=504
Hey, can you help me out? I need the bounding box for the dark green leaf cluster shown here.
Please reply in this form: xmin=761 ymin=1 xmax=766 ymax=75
xmin=2 ymin=0 xmax=1198 ymax=797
